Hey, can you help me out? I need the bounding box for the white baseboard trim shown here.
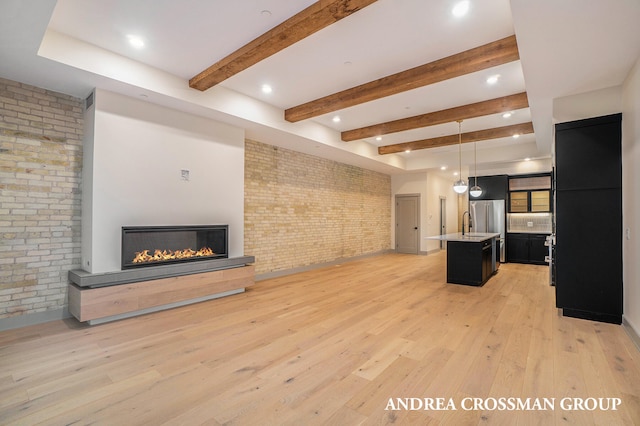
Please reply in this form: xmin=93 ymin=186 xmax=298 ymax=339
xmin=425 ymin=248 xmax=443 ymax=256
xmin=255 ymin=250 xmax=394 ymax=281
xmin=622 ymin=316 xmax=640 ymax=352
xmin=0 ymin=307 xmax=71 ymax=332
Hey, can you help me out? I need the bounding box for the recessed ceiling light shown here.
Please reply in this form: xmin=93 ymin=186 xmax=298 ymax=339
xmin=440 ymin=166 xmax=447 ymax=171
xmin=261 ymin=10 xmax=272 ymax=17
xmin=127 ymin=35 xmax=145 ymax=49
xmin=344 ymin=61 xmax=352 ymax=66
xmin=332 ymin=116 xmax=341 ymax=123
xmin=502 ymin=112 xmax=512 ymax=118
xmin=454 ymin=171 xmax=459 ymax=176
xmin=375 ymin=136 xmax=382 ymax=141
xmin=513 ymin=134 xmax=520 ymax=139
xmin=452 ymin=1 xmax=470 ymax=17
xmin=405 ymin=149 xmax=411 ymax=154
xmin=486 ymin=74 xmax=500 ymax=85
xmin=261 ymin=84 xmax=272 ymax=94
xmin=524 ymin=157 xmax=531 ymax=161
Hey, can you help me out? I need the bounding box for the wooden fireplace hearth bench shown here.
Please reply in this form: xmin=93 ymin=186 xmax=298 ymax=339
xmin=68 ymin=256 xmax=255 ymax=325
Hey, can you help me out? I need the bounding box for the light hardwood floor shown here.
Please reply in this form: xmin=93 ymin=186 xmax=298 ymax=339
xmin=1 ymin=252 xmax=639 ymax=425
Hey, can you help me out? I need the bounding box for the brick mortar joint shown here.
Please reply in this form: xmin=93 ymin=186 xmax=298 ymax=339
xmin=0 ymin=127 xmax=68 ymax=143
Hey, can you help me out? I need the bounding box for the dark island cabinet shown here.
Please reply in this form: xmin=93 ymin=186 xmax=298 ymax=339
xmin=468 ymin=175 xmax=508 ymax=200
xmin=506 ymin=233 xmax=547 ymax=265
xmin=555 ymin=113 xmax=622 ymax=324
xmin=447 ymin=239 xmax=494 ymax=286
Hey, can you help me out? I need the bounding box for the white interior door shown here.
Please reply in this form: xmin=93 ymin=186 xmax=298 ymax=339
xmin=440 ymin=197 xmax=447 ymax=250
xmin=396 ymin=194 xmax=419 ymax=254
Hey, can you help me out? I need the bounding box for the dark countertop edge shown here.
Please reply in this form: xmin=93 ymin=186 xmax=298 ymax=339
xmin=507 ymin=231 xmax=553 ymax=235
xmin=69 ymin=256 xmax=255 ymax=288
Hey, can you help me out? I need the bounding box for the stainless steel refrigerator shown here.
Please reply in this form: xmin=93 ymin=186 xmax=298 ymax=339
xmin=470 ymin=200 xmax=506 ymax=262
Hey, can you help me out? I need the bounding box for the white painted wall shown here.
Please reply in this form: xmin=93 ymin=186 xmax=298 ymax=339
xmin=622 ymin=58 xmax=640 ymax=335
xmin=553 ymin=86 xmax=623 ymax=124
xmin=82 ymin=89 xmax=245 ymax=273
xmin=391 ymin=172 xmax=459 ymax=254
xmin=391 ymin=173 xmax=427 ymax=253
xmin=427 ymin=172 xmax=462 ymax=253
xmin=475 ymin=158 xmax=552 ymax=177
xmin=81 ymin=95 xmax=95 ymax=272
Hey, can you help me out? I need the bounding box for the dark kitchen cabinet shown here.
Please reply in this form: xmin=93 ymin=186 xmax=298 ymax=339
xmin=447 ymin=239 xmax=495 ymax=286
xmin=530 ymin=191 xmax=551 ymax=212
xmin=506 ymin=233 xmax=547 ymax=265
xmin=528 ymin=234 xmax=548 ymax=263
xmin=508 ymin=174 xmax=552 ymax=213
xmin=509 ymin=192 xmax=529 ymax=213
xmin=555 ymin=113 xmax=622 ymax=324
xmin=506 ymin=234 xmax=528 ymax=263
xmin=482 ymin=242 xmax=493 ymax=282
xmin=468 ymin=175 xmax=508 ymax=200
xmin=509 ymin=190 xmax=551 ymax=213
xmin=555 ymin=116 xmax=622 ymax=191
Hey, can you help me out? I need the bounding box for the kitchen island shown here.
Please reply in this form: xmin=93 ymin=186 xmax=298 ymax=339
xmin=427 ymin=233 xmax=500 ymax=286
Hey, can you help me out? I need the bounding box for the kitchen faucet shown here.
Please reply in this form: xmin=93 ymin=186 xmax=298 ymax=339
xmin=462 ymin=210 xmax=472 ymax=235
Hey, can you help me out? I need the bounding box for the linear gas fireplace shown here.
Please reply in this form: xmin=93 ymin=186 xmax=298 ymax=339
xmin=121 ymin=225 xmax=228 ymax=270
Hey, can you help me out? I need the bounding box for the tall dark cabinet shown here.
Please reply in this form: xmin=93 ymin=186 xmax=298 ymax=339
xmin=554 ymin=113 xmax=622 ymax=324
xmin=468 ymin=175 xmax=508 ymax=201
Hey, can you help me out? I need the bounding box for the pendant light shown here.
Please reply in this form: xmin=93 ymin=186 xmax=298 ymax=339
xmin=452 ymin=120 xmax=468 ymax=194
xmin=469 ymin=141 xmax=483 ymax=197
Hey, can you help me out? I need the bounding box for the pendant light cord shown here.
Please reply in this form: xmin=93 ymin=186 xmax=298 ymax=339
xmin=474 ymin=141 xmax=478 ymax=186
xmin=458 ymin=120 xmax=462 ymax=177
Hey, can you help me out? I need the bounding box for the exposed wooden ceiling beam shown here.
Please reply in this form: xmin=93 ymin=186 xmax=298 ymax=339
xmin=285 ymin=35 xmax=520 ymax=122
xmin=377 ymin=122 xmax=534 ymax=155
xmin=189 ymin=0 xmax=378 ymax=91
xmin=341 ymin=92 xmax=529 ymax=141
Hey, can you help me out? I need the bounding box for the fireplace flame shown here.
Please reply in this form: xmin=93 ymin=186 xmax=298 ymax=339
xmin=132 ymin=247 xmax=215 ymax=264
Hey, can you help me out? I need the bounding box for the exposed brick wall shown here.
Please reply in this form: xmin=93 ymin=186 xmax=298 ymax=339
xmin=0 ymin=79 xmax=391 ymax=318
xmin=245 ymin=139 xmax=391 ymax=274
xmin=0 ymin=78 xmax=83 ymax=318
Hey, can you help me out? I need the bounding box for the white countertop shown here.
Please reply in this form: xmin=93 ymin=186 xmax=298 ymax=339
xmin=426 ymin=232 xmax=500 ymax=242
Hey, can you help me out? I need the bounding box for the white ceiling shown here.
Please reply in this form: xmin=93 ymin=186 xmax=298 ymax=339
xmin=1 ymin=0 xmax=638 ymax=176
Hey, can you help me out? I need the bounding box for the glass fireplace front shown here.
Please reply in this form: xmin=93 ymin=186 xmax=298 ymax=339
xmin=121 ymin=225 xmax=228 ymax=269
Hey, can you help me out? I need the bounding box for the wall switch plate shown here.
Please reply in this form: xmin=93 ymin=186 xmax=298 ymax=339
xmin=626 ymin=227 xmax=631 ymax=240
xmin=181 ymin=169 xmax=190 ymax=181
